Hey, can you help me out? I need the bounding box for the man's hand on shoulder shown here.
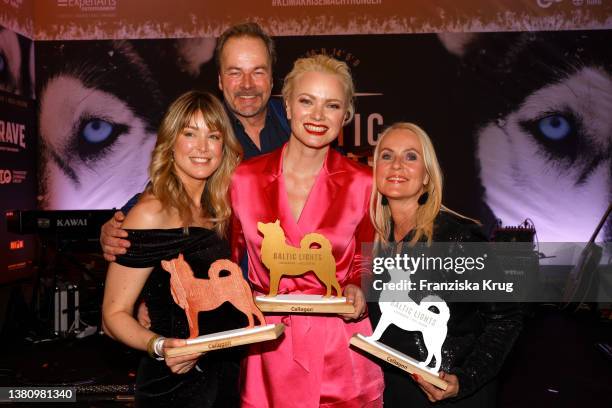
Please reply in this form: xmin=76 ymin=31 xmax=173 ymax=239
xmin=100 ymin=211 xmax=130 ymax=262
xmin=101 ymin=194 xmax=167 ymax=261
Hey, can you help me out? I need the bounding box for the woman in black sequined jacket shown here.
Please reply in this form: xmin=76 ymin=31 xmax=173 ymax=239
xmin=368 ymin=122 xmax=522 ymax=407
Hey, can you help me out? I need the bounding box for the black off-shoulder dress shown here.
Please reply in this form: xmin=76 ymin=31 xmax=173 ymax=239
xmin=115 ymin=227 xmax=244 ymax=408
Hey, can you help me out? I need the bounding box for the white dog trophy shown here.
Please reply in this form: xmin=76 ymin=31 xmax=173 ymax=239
xmin=350 ymin=268 xmax=450 ymax=389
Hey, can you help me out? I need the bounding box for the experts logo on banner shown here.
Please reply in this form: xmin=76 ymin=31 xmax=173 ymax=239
xmin=57 ymin=0 xmax=117 ymax=12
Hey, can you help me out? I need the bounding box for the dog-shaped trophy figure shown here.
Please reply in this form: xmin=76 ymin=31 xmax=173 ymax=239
xmin=161 ymin=255 xmax=265 ymax=339
xmin=258 ymin=220 xmax=341 ymax=297
xmin=369 ymin=269 xmax=450 ymax=373
xmin=351 ymin=267 xmax=450 ymax=389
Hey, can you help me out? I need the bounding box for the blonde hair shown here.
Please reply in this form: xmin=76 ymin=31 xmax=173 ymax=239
xmin=282 ymin=54 xmax=355 ymax=123
xmin=369 ymin=122 xmax=444 ymax=248
xmin=147 ymin=91 xmax=242 ymax=236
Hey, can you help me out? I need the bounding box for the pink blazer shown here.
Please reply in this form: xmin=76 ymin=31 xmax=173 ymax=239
xmin=230 ymin=145 xmax=383 ymax=408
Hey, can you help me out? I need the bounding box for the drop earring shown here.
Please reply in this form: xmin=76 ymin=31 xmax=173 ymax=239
xmin=417 ymin=191 xmax=429 ymax=205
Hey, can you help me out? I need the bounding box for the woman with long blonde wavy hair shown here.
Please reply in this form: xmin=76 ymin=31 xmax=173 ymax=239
xmin=368 ymin=122 xmax=522 ymax=407
xmin=370 ymin=122 xmax=444 ymax=249
xmin=146 ymin=91 xmax=242 ymax=235
xmin=102 ymin=90 xmax=244 ymax=408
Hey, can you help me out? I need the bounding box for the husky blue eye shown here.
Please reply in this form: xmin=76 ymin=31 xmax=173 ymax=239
xmin=74 ymin=117 xmax=128 ymax=162
xmin=81 ymin=119 xmax=113 ymax=143
xmin=538 ymin=115 xmax=571 ymax=141
xmin=521 ymin=111 xmax=580 ymax=163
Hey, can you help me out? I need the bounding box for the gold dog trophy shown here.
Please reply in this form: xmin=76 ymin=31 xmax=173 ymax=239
xmin=161 ymin=255 xmax=284 ymax=358
xmin=350 ymin=268 xmax=449 ymax=390
xmin=255 ymin=219 xmax=354 ymax=314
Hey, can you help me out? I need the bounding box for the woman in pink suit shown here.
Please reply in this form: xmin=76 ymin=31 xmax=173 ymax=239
xmin=230 ymin=54 xmax=383 ymax=408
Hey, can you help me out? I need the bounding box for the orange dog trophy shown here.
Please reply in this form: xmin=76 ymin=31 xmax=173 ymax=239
xmin=161 ymin=255 xmax=265 ymax=339
xmin=258 ymin=220 xmax=341 ymax=297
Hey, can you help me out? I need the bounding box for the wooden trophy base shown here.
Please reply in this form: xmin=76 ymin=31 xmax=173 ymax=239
xmin=350 ymin=334 xmax=449 ymax=390
xmin=165 ymin=324 xmax=285 ymax=358
xmin=255 ymin=294 xmax=355 ymax=314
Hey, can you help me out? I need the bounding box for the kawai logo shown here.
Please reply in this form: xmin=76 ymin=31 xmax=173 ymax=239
xmin=57 ymin=218 xmax=88 ymax=227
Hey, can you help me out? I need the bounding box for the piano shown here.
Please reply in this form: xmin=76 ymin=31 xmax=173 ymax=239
xmin=6 ymin=209 xmax=116 ymax=241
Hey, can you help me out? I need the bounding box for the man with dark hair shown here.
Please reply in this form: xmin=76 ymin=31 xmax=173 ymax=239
xmin=101 ymin=22 xmax=290 ymax=259
xmin=215 ymin=22 xmax=276 ymax=71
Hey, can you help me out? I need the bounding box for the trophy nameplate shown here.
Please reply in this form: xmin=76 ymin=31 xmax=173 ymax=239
xmin=161 ymin=256 xmax=283 ymax=356
xmin=256 ymin=294 xmax=355 ymax=314
xmin=351 ymin=268 xmax=450 ymax=390
xmin=255 ymin=220 xmax=355 ymax=314
xmin=166 ymin=324 xmax=285 ymax=358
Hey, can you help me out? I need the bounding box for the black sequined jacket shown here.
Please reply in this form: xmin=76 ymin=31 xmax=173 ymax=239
xmin=369 ymin=210 xmax=523 ymax=402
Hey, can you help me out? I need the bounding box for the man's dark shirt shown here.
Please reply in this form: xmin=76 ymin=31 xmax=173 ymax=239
xmin=229 ymin=98 xmax=290 ymax=159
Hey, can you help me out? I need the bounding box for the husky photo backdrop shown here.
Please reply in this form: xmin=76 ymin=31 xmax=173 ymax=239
xmin=35 ymin=29 xmax=611 ymax=243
